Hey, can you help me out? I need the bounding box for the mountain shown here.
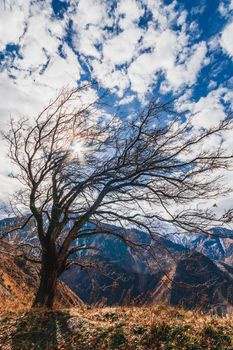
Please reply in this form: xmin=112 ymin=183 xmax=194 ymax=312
xmin=61 ymin=233 xmax=233 ymax=314
xmin=180 ymin=228 xmax=233 ymax=264
xmin=1 ymin=217 xmax=233 ymax=314
xmin=0 ymin=240 xmax=82 ymax=311
xmin=61 ymin=231 xmax=185 ymax=304
xmin=151 ymin=251 xmax=233 ymax=315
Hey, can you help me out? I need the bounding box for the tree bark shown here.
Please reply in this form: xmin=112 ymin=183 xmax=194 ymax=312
xmin=32 ymin=250 xmax=58 ymax=309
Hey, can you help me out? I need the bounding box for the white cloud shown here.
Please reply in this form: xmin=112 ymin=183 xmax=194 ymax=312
xmin=36 ymin=43 xmax=82 ymax=89
xmin=92 ymin=60 xmax=130 ymax=95
xmin=13 ymin=2 xmax=66 ymax=71
xmin=220 ymin=22 xmax=233 ymax=59
xmin=178 ymin=87 xmax=232 ymax=129
xmin=0 ymin=42 xmax=82 ymax=125
xmin=72 ymin=0 xmax=107 ymax=27
xmin=0 ymin=71 xmax=38 ymax=122
xmin=128 ymin=51 xmax=157 ymax=96
xmin=116 ymin=0 xmax=144 ymax=29
xmin=128 ymin=29 xmax=207 ymax=97
xmin=71 ymin=0 xmax=108 ymax=59
xmin=75 ymin=25 xmax=102 ymax=59
xmin=145 ymin=0 xmax=177 ymax=30
xmin=70 ymin=0 xmax=208 ymax=99
xmin=118 ymin=95 xmax=136 ymax=105
xmin=102 ymin=26 xmax=143 ymax=66
xmin=0 ymin=0 xmax=30 ymax=50
xmin=219 ymin=0 xmax=233 ymax=17
xmin=67 ymin=0 xmax=209 ymax=100
xmin=194 ymin=97 xmax=225 ymax=129
xmin=0 ymin=1 xmax=82 ymax=122
xmin=161 ymin=41 xmax=207 ymax=92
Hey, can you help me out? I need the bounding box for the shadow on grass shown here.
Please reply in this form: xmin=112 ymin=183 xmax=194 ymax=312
xmin=11 ymin=310 xmax=71 ymax=350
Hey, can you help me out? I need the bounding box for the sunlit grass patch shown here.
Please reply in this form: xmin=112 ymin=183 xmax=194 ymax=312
xmin=0 ymin=305 xmax=232 ymax=349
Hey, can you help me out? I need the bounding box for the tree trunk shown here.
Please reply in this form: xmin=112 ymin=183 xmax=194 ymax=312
xmin=32 ymin=252 xmax=58 ymax=309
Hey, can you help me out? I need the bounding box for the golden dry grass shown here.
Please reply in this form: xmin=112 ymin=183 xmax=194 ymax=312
xmin=0 ymin=242 xmax=82 ymax=312
xmin=0 ymin=304 xmax=233 ymax=349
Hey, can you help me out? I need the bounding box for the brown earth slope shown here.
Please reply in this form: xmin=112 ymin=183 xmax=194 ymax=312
xmin=0 ymin=241 xmax=83 ymax=311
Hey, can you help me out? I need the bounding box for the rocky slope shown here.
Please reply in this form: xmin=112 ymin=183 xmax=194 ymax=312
xmin=61 ymin=234 xmax=233 ymax=314
xmin=151 ymin=251 xmax=233 ymax=315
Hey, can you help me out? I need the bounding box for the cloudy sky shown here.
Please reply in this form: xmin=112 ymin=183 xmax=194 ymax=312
xmin=0 ymin=0 xmax=233 ymax=206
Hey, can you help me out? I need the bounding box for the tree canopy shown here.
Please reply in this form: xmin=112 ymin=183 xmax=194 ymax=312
xmin=3 ymin=85 xmax=233 ymax=307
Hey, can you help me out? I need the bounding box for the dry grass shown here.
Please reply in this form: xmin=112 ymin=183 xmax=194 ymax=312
xmin=0 ymin=304 xmax=233 ymax=349
xmin=0 ymin=242 xmax=82 ymax=312
xmin=0 ymin=269 xmax=34 ymax=313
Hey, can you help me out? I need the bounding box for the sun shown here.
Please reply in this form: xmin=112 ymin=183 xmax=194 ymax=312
xmin=70 ymin=140 xmax=87 ymax=163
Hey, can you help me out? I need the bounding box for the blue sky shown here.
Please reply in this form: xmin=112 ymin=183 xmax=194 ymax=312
xmin=0 ymin=0 xmax=232 ymax=203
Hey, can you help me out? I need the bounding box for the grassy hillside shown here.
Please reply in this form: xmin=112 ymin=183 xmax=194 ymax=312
xmin=0 ymin=241 xmax=82 ymax=311
xmin=0 ymin=305 xmax=232 ymax=350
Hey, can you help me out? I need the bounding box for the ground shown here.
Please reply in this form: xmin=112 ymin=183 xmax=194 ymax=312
xmin=0 ymin=305 xmax=233 ymax=349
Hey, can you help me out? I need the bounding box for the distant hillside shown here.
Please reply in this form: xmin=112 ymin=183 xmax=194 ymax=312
xmin=61 ymin=232 xmax=183 ymax=304
xmin=0 ymin=241 xmax=82 ymax=311
xmin=151 ymin=251 xmax=233 ymax=315
xmin=61 ymin=235 xmax=233 ymax=314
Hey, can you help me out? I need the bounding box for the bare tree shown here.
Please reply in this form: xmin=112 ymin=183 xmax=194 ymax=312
xmin=3 ymin=84 xmax=233 ymax=308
